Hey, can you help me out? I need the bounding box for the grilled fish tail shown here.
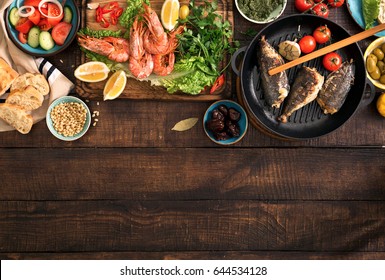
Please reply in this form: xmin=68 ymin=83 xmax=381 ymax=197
xmin=317 ymin=60 xmax=355 ymax=115
xmin=258 ymin=36 xmax=290 ymax=108
xmin=278 ymin=67 xmax=324 ymax=123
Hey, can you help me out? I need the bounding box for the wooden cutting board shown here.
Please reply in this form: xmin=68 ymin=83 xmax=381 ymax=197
xmin=75 ymin=0 xmax=233 ymax=101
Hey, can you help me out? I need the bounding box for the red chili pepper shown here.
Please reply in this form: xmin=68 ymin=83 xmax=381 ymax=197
xmin=99 ymin=17 xmax=110 ymax=28
xmin=101 ymin=1 xmax=119 ymax=14
xmin=110 ymin=14 xmax=118 ymax=25
xmin=210 ymin=74 xmax=225 ymax=94
xmin=95 ymin=6 xmax=103 ymax=22
xmin=112 ymin=7 xmax=123 ymax=18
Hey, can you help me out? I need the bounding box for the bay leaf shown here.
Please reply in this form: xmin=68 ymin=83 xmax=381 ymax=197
xmin=171 ymin=117 xmax=199 ymax=131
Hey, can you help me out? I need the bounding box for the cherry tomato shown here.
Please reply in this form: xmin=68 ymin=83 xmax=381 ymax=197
xmin=28 ymin=9 xmax=41 ymax=25
xmin=314 ymin=0 xmax=323 ymax=2
xmin=311 ymin=3 xmax=329 ymax=18
xmin=18 ymin=32 xmax=28 ymax=44
xmin=323 ymin=52 xmax=342 ymax=71
xmin=47 ymin=3 xmax=64 ymax=26
xmin=37 ymin=19 xmax=52 ymax=31
xmin=210 ymin=74 xmax=225 ymax=94
xmin=51 ymin=22 xmax=72 ymax=46
xmin=15 ymin=18 xmax=34 ymax=34
xmin=313 ymin=25 xmax=331 ymax=44
xmin=295 ymin=0 xmax=315 ymax=12
xmin=327 ymin=0 xmax=345 ymax=8
xmin=299 ymin=35 xmax=317 ymax=54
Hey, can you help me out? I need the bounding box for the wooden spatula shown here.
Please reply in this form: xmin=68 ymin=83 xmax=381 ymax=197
xmin=268 ymin=23 xmax=385 ymax=76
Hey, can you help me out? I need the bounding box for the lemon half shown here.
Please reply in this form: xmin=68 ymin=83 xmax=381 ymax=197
xmin=161 ymin=0 xmax=180 ymax=31
xmin=74 ymin=61 xmax=110 ymax=83
xmin=103 ymin=70 xmax=127 ymax=101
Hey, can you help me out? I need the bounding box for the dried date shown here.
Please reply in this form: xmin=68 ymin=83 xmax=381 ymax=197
xmin=206 ymin=104 xmax=242 ymax=141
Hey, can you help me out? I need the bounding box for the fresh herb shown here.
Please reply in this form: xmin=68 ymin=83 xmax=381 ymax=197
xmin=362 ymin=0 xmax=380 ymax=29
xmin=237 ymin=0 xmax=283 ymax=22
xmin=119 ymin=0 xmax=149 ymax=29
xmin=77 ymin=27 xmax=122 ymax=38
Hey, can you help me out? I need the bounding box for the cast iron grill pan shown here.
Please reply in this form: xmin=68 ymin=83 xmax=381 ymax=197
xmin=240 ymin=15 xmax=366 ymax=139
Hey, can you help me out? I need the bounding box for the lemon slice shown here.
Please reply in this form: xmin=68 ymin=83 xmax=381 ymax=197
xmin=161 ymin=0 xmax=180 ymax=31
xmin=103 ymin=70 xmax=127 ymax=101
xmin=74 ymin=61 xmax=110 ymax=83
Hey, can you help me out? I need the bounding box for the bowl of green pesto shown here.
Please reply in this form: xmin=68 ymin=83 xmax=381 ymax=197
xmin=235 ymin=0 xmax=287 ymax=24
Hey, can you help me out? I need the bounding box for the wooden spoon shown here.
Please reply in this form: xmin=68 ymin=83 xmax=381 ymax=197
xmin=268 ymin=23 xmax=385 ymax=76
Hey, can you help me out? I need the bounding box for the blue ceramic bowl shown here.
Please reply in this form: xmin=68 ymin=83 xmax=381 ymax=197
xmin=203 ymin=100 xmax=248 ymax=145
xmin=46 ymin=96 xmax=91 ymax=141
xmin=5 ymin=0 xmax=80 ymax=57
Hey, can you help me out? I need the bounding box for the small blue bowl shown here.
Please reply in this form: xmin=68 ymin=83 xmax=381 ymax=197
xmin=203 ymin=100 xmax=248 ymax=145
xmin=46 ymin=96 xmax=91 ymax=141
xmin=5 ymin=0 xmax=80 ymax=57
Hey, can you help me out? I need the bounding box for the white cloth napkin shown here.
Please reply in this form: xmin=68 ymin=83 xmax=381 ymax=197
xmin=0 ymin=0 xmax=74 ymax=132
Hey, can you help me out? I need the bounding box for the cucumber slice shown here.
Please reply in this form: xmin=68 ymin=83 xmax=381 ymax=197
xmin=63 ymin=6 xmax=73 ymax=23
xmin=9 ymin=7 xmax=20 ymax=27
xmin=27 ymin=26 xmax=40 ymax=48
xmin=39 ymin=31 xmax=55 ymax=50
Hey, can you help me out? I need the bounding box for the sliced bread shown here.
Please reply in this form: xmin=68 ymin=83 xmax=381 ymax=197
xmin=0 ymin=58 xmax=19 ymax=96
xmin=6 ymin=85 xmax=44 ymax=111
xmin=0 ymin=103 xmax=33 ymax=134
xmin=11 ymin=73 xmax=50 ymax=96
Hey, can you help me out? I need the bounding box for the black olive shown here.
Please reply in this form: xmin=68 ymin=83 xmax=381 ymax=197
xmin=218 ymin=105 xmax=228 ymax=116
xmin=211 ymin=109 xmax=224 ymax=120
xmin=214 ymin=131 xmax=230 ymax=141
xmin=206 ymin=118 xmax=224 ymax=133
xmin=228 ymin=107 xmax=241 ymax=122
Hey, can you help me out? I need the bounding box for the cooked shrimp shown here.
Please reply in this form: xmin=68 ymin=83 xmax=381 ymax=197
xmin=130 ymin=17 xmax=145 ymax=60
xmin=153 ymin=53 xmax=175 ymax=76
xmin=129 ymin=52 xmax=154 ymax=79
xmin=77 ymin=35 xmax=129 ymax=63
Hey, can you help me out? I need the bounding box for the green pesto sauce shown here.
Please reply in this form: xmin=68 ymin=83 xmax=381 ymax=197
xmin=238 ymin=0 xmax=283 ymax=21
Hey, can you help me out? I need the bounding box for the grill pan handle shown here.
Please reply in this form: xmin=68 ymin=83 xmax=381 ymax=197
xmin=231 ymin=46 xmax=247 ymax=77
xmin=360 ymin=80 xmax=377 ymax=107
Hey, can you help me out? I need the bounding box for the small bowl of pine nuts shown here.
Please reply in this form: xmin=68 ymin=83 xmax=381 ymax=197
xmin=46 ymin=96 xmax=91 ymax=141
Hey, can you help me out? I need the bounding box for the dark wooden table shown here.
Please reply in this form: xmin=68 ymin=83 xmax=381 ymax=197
xmin=1 ymin=1 xmax=385 ymax=260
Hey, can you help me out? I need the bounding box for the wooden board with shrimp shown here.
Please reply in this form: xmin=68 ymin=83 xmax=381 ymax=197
xmin=75 ymin=0 xmax=234 ymax=101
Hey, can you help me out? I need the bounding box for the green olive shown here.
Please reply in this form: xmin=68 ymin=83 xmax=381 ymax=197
xmin=370 ymin=66 xmax=381 ymax=80
xmin=381 ymin=43 xmax=385 ymax=54
xmin=367 ymin=57 xmax=377 ymax=73
xmin=380 ymin=74 xmax=385 ymax=84
xmin=373 ymin=48 xmax=385 ymax=60
xmin=377 ymin=61 xmax=385 ymax=73
xmin=368 ymin=54 xmax=378 ymax=64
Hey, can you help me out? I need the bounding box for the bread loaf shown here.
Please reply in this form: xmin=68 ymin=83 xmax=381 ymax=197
xmin=0 ymin=103 xmax=33 ymax=134
xmin=6 ymin=85 xmax=44 ymax=111
xmin=11 ymin=73 xmax=50 ymax=96
xmin=0 ymin=58 xmax=19 ymax=96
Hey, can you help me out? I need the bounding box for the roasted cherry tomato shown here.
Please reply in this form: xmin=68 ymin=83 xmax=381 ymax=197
xmin=15 ymin=18 xmax=34 ymax=34
xmin=210 ymin=74 xmax=225 ymax=94
xmin=47 ymin=2 xmax=64 ymax=26
xmin=299 ymin=35 xmax=317 ymax=54
xmin=313 ymin=25 xmax=331 ymax=44
xmin=327 ymin=0 xmax=345 ymax=8
xmin=311 ymin=3 xmax=329 ymax=18
xmin=295 ymin=0 xmax=315 ymax=12
xmin=323 ymin=52 xmax=342 ymax=71
xmin=18 ymin=32 xmax=28 ymax=44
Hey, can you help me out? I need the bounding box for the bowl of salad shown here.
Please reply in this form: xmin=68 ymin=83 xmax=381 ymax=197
xmin=5 ymin=0 xmax=80 ymax=57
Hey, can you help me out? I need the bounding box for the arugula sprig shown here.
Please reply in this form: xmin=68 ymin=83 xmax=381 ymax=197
xmin=177 ymin=0 xmax=239 ymax=76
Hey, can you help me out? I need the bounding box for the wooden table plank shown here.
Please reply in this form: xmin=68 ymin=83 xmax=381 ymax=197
xmin=0 ymin=200 xmax=384 ymax=252
xmin=1 ymin=148 xmax=384 ymax=201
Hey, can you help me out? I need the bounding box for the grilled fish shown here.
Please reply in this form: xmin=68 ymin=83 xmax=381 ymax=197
xmin=257 ymin=35 xmax=290 ymax=108
xmin=278 ymin=67 xmax=324 ymax=123
xmin=317 ymin=60 xmax=355 ymax=115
